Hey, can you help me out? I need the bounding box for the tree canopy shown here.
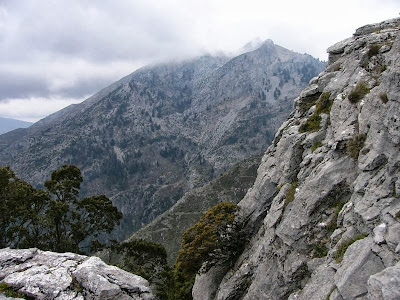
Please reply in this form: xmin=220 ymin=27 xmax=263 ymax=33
xmin=0 ymin=165 xmax=122 ymax=254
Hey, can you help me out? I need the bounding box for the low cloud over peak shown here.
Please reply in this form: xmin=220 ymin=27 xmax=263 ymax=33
xmin=0 ymin=0 xmax=397 ymax=121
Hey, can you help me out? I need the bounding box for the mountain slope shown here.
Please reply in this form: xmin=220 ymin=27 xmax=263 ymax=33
xmin=0 ymin=117 xmax=32 ymax=135
xmin=129 ymin=155 xmax=261 ymax=264
xmin=192 ymin=17 xmax=400 ymax=300
xmin=0 ymin=41 xmax=324 ymax=239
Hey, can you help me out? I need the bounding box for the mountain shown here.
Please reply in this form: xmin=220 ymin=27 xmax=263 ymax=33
xmin=0 ymin=117 xmax=32 ymax=135
xmin=0 ymin=41 xmax=324 ymax=239
xmin=192 ymin=17 xmax=400 ymax=300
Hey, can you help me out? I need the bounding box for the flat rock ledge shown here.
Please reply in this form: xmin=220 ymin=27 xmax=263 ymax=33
xmin=0 ymin=248 xmax=153 ymax=300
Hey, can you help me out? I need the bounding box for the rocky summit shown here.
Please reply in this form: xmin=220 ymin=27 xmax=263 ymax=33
xmin=0 ymin=41 xmax=323 ymax=239
xmin=192 ymin=17 xmax=400 ymax=300
xmin=0 ymin=248 xmax=153 ymax=300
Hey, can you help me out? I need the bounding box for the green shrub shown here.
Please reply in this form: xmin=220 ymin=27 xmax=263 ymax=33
xmin=348 ymin=82 xmax=370 ymax=103
xmin=315 ymin=92 xmax=333 ymax=114
xmin=379 ymin=92 xmax=388 ymax=103
xmin=347 ymin=133 xmax=367 ymax=159
xmin=176 ymin=202 xmax=241 ymax=278
xmin=284 ymin=182 xmax=298 ymax=208
xmin=299 ymin=114 xmax=322 ymax=133
xmin=367 ymin=44 xmax=382 ymax=58
xmin=334 ymin=234 xmax=367 ymax=263
xmin=311 ymin=141 xmax=323 ymax=152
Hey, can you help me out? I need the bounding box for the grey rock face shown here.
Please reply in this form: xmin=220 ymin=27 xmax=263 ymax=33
xmin=0 ymin=42 xmax=324 ymax=239
xmin=368 ymin=262 xmax=400 ymax=300
xmin=193 ymin=17 xmax=400 ymax=300
xmin=334 ymin=238 xmax=385 ymax=299
xmin=0 ymin=248 xmax=153 ymax=300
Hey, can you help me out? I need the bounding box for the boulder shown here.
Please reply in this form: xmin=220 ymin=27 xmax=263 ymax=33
xmin=368 ymin=263 xmax=400 ymax=300
xmin=0 ymin=248 xmax=153 ymax=300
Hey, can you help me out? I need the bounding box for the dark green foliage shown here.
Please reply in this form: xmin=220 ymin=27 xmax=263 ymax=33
xmin=112 ymin=239 xmax=170 ymax=299
xmin=347 ymin=133 xmax=367 ymax=159
xmin=379 ymin=92 xmax=388 ymax=103
xmin=299 ymin=114 xmax=322 ymax=133
xmin=297 ymin=92 xmax=322 ymax=114
xmin=176 ymin=202 xmax=240 ymax=277
xmin=367 ymin=44 xmax=382 ymax=58
xmin=348 ymin=82 xmax=370 ymax=103
xmin=298 ymin=93 xmax=332 ymax=133
xmin=0 ymin=165 xmax=122 ymax=254
xmin=171 ymin=202 xmax=243 ymax=300
xmin=114 ymin=239 xmax=167 ymax=279
xmin=0 ymin=282 xmax=26 ymax=299
xmin=311 ymin=141 xmax=323 ymax=152
xmin=334 ymin=234 xmax=367 ymax=263
xmin=312 ymin=242 xmax=328 ymax=258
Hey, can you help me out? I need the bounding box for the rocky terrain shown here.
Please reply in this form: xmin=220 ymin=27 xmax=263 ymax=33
xmin=0 ymin=41 xmax=324 ymax=239
xmin=192 ymin=17 xmax=400 ymax=300
xmin=0 ymin=248 xmax=153 ymax=299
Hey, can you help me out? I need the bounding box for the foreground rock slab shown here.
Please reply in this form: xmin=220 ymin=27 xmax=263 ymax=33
xmin=0 ymin=248 xmax=153 ymax=300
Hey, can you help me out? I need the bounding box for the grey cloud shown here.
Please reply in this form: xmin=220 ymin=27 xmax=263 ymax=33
xmin=1 ymin=0 xmax=196 ymax=63
xmin=0 ymin=0 xmax=199 ymax=104
xmin=0 ymin=72 xmax=50 ymax=101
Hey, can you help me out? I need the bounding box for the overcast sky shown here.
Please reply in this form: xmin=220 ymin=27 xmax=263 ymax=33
xmin=0 ymin=0 xmax=398 ymax=122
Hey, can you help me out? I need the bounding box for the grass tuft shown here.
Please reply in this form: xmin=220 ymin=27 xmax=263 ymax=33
xmin=0 ymin=282 xmax=26 ymax=299
xmin=334 ymin=234 xmax=367 ymax=263
xmin=311 ymin=141 xmax=323 ymax=152
xmin=367 ymin=44 xmax=382 ymax=58
xmin=299 ymin=114 xmax=322 ymax=133
xmin=312 ymin=242 xmax=328 ymax=258
xmin=315 ymin=92 xmax=333 ymax=114
xmin=284 ymin=182 xmax=298 ymax=208
xmin=347 ymin=133 xmax=367 ymax=159
xmin=348 ymin=81 xmax=370 ymax=103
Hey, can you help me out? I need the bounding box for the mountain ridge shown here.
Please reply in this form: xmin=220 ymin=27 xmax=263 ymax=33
xmin=0 ymin=117 xmax=32 ymax=135
xmin=0 ymin=41 xmax=324 ymax=240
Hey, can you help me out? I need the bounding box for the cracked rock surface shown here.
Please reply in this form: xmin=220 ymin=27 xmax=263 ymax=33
xmin=193 ymin=17 xmax=400 ymax=300
xmin=0 ymin=248 xmax=153 ymax=300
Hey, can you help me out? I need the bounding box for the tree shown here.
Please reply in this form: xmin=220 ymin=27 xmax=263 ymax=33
xmin=0 ymin=165 xmax=122 ymax=254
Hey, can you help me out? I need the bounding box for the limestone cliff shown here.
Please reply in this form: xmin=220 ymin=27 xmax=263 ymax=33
xmin=0 ymin=248 xmax=153 ymax=299
xmin=193 ymin=18 xmax=400 ymax=300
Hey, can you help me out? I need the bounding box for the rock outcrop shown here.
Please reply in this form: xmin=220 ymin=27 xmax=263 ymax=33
xmin=0 ymin=248 xmax=153 ymax=299
xmin=193 ymin=17 xmax=400 ymax=300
